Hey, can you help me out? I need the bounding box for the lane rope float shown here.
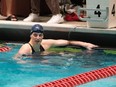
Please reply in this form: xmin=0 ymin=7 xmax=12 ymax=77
xmin=0 ymin=46 xmax=11 ymax=52
xmin=34 ymin=65 xmax=116 ymax=87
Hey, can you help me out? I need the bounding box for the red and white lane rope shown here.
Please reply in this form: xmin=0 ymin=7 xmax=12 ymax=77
xmin=0 ymin=46 xmax=11 ymax=52
xmin=34 ymin=65 xmax=116 ymax=87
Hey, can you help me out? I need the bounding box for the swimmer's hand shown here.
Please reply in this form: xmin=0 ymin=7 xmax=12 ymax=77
xmin=85 ymin=43 xmax=99 ymax=50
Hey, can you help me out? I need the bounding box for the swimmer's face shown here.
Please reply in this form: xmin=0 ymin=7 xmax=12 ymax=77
xmin=31 ymin=32 xmax=44 ymax=42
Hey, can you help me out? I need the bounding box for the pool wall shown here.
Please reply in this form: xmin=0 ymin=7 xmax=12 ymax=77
xmin=0 ymin=21 xmax=116 ymax=47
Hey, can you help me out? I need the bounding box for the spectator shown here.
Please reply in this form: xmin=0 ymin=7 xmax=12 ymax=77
xmin=0 ymin=0 xmax=18 ymax=21
xmin=64 ymin=0 xmax=85 ymax=21
xmin=23 ymin=0 xmax=64 ymax=24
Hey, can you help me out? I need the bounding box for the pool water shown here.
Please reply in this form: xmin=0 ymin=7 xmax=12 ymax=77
xmin=0 ymin=43 xmax=116 ymax=87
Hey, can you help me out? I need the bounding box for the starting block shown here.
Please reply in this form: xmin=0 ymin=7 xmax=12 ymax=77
xmin=78 ymin=0 xmax=116 ymax=28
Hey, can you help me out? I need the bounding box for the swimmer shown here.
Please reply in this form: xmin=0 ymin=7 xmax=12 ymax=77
xmin=15 ymin=24 xmax=98 ymax=57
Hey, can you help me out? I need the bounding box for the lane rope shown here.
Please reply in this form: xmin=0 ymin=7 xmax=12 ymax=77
xmin=0 ymin=46 xmax=11 ymax=52
xmin=34 ymin=65 xmax=116 ymax=87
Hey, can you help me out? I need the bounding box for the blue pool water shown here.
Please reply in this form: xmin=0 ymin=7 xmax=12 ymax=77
xmin=0 ymin=43 xmax=116 ymax=87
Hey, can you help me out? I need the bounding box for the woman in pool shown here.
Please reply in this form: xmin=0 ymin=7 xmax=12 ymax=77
xmin=16 ymin=24 xmax=98 ymax=56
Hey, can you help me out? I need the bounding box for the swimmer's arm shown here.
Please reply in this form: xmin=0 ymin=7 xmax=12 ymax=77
xmin=41 ymin=39 xmax=69 ymax=50
xmin=42 ymin=39 xmax=98 ymax=50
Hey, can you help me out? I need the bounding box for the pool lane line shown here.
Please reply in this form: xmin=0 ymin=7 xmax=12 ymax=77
xmin=34 ymin=65 xmax=116 ymax=87
xmin=0 ymin=46 xmax=11 ymax=52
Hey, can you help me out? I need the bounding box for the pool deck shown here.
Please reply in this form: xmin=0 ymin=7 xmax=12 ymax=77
xmin=0 ymin=17 xmax=116 ymax=47
xmin=0 ymin=20 xmax=116 ymax=34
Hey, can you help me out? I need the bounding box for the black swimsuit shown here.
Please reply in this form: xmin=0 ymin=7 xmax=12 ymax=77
xmin=28 ymin=43 xmax=45 ymax=54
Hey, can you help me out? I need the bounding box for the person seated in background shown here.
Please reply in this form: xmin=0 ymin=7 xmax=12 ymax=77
xmin=23 ymin=0 xmax=64 ymax=24
xmin=16 ymin=24 xmax=98 ymax=57
xmin=59 ymin=0 xmax=85 ymax=21
xmin=0 ymin=0 xmax=18 ymax=21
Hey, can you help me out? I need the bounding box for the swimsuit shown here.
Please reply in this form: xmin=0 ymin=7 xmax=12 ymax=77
xmin=28 ymin=43 xmax=45 ymax=54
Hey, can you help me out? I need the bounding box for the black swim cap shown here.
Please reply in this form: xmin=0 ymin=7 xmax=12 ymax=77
xmin=30 ymin=24 xmax=44 ymax=34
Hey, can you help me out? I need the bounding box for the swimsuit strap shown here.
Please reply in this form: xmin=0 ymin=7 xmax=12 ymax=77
xmin=28 ymin=43 xmax=45 ymax=54
xmin=28 ymin=43 xmax=35 ymax=54
xmin=40 ymin=45 xmax=45 ymax=52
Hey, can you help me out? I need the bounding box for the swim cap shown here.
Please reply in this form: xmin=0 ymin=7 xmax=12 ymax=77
xmin=30 ymin=24 xmax=44 ymax=34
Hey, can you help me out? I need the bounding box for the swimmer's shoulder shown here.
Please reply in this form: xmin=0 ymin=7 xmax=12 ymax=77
xmin=18 ymin=43 xmax=31 ymax=55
